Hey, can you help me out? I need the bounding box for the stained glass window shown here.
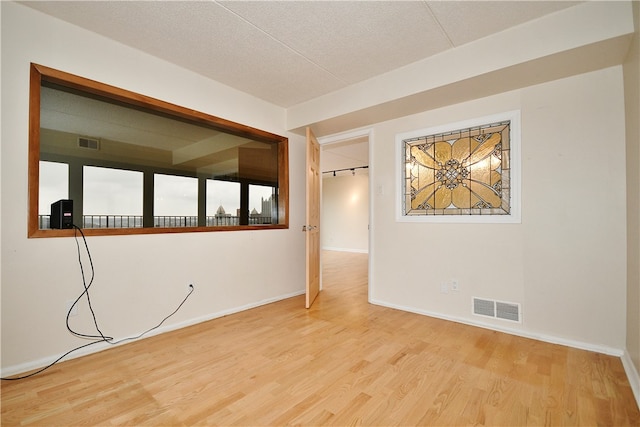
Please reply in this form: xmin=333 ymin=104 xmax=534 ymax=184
xmin=401 ymin=117 xmax=515 ymax=218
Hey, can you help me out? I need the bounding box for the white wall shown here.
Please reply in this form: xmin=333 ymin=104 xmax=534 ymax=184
xmin=321 ymin=174 xmax=368 ymax=253
xmin=624 ymin=0 xmax=640 ymax=392
xmin=0 ymin=2 xmax=306 ymax=375
xmin=370 ymin=66 xmax=628 ymax=354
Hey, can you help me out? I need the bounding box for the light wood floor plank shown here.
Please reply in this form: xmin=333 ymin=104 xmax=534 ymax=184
xmin=2 ymin=251 xmax=639 ymax=426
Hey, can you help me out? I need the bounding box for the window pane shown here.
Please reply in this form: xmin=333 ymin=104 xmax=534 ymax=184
xmin=39 ymin=161 xmax=68 ymax=215
xmin=83 ymin=166 xmax=143 ymax=228
xmin=206 ymin=179 xmax=240 ymax=226
xmin=154 ymin=174 xmax=198 ymax=227
xmin=249 ymin=184 xmax=275 ymax=225
xmin=39 ymin=161 xmax=68 ymax=229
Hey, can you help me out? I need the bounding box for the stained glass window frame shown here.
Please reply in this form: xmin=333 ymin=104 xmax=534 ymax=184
xmin=396 ymin=110 xmax=521 ymax=223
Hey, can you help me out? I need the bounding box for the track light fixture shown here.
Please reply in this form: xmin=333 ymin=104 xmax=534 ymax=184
xmin=322 ymin=165 xmax=369 ymax=177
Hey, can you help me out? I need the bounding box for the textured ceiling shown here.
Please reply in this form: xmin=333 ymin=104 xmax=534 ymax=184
xmin=24 ymin=1 xmax=587 ymax=173
xmin=22 ymin=1 xmax=580 ymax=108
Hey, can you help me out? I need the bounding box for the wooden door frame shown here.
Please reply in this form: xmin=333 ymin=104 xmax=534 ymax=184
xmin=317 ymin=127 xmax=373 ymax=302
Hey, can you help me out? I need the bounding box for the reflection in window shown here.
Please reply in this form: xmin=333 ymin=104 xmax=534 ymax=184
xmin=83 ymin=166 xmax=143 ymax=228
xmin=30 ymin=63 xmax=288 ymax=237
xmin=39 ymin=161 xmax=68 ymax=229
xmin=206 ymin=179 xmax=240 ymax=226
xmin=249 ymin=184 xmax=276 ymax=225
xmin=154 ymin=174 xmax=198 ymax=227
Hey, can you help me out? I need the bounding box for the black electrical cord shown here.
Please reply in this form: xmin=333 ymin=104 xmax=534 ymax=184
xmin=1 ymin=225 xmax=194 ymax=381
xmin=106 ymin=283 xmax=194 ymax=346
xmin=66 ymin=225 xmax=114 ymax=342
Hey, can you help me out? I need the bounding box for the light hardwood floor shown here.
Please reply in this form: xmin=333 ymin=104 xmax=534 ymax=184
xmin=2 ymin=251 xmax=639 ymax=426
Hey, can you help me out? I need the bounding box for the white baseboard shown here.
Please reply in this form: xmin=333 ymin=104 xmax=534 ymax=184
xmin=322 ymin=247 xmax=368 ymax=254
xmin=622 ymin=350 xmax=640 ymax=410
xmin=1 ymin=290 xmax=305 ymax=379
xmin=369 ymin=298 xmax=624 ymax=357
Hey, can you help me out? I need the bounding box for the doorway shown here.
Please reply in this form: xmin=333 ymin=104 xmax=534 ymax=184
xmin=318 ymin=128 xmax=372 ymax=300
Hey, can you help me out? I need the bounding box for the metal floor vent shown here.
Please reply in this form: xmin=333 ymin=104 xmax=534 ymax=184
xmin=473 ymin=297 xmax=521 ymax=323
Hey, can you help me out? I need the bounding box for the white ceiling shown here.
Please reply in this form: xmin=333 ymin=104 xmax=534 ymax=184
xmin=23 ymin=1 xmax=580 ymax=108
xmin=320 ymin=136 xmax=369 ymax=176
xmin=23 ymin=0 xmax=583 ymax=172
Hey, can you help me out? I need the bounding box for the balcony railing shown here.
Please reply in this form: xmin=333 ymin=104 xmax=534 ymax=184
xmin=38 ymin=215 xmax=274 ymax=229
xmin=84 ymin=215 xmax=144 ymax=229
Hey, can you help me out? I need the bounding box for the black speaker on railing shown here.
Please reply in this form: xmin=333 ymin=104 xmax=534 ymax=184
xmin=51 ymin=199 xmax=73 ymax=229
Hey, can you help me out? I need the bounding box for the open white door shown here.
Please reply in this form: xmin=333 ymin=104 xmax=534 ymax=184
xmin=305 ymin=128 xmax=321 ymax=308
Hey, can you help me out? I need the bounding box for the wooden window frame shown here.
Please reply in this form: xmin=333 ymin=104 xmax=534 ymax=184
xmin=28 ymin=63 xmax=289 ymax=237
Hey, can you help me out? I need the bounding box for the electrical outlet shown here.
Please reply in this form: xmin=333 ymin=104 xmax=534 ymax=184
xmin=66 ymin=300 xmax=78 ymax=317
xmin=440 ymin=282 xmax=449 ymax=294
xmin=451 ymin=280 xmax=459 ymax=291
